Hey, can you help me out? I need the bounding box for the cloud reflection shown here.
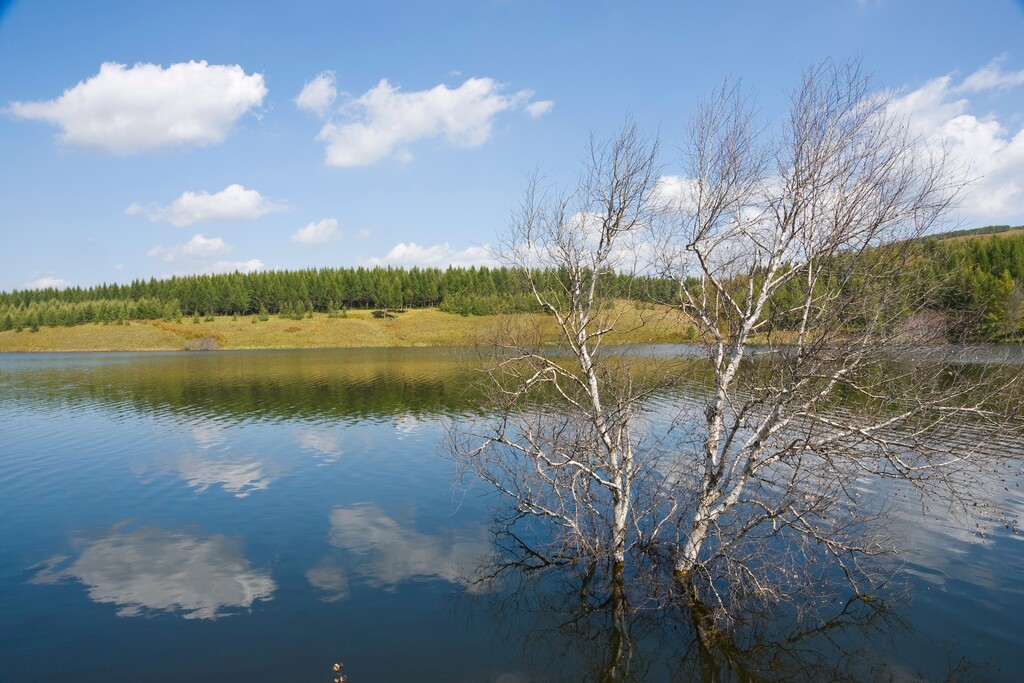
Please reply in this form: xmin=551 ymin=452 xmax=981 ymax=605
xmin=148 ymin=418 xmax=276 ymax=497
xmin=324 ymin=503 xmax=490 ymax=593
xmin=296 ymin=429 xmax=342 ymax=464
xmin=393 ymin=414 xmax=422 ymax=438
xmin=30 ymin=524 xmax=276 ymax=619
xmin=306 ymin=556 xmax=350 ymax=602
xmin=186 ymin=419 xmax=228 ymax=448
xmin=177 ymin=455 xmax=271 ymax=497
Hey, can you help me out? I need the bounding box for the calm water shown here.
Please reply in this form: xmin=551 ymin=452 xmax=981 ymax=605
xmin=1 ymin=347 xmax=1022 ymax=682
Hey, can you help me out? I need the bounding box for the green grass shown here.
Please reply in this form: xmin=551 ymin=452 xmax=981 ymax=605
xmin=0 ymin=305 xmax=694 ymax=353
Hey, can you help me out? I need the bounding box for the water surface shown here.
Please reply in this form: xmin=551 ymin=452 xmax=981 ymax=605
xmin=1 ymin=347 xmax=1022 ymax=681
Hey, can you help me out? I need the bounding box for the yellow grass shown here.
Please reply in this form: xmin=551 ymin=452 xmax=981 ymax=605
xmin=0 ymin=305 xmax=693 ymax=353
xmin=940 ymin=227 xmax=1024 ymax=243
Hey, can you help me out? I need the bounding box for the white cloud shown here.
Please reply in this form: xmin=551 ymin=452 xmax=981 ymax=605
xmin=315 ymin=77 xmax=550 ymax=166
xmin=7 ymin=61 xmax=266 ymax=154
xmin=652 ymin=174 xmax=697 ymax=212
xmin=292 ymin=218 xmax=339 ymax=245
xmin=524 ymin=100 xmax=554 ymax=118
xmin=891 ymin=58 xmax=1024 ymax=221
xmin=148 ymin=234 xmax=230 ymax=262
xmin=957 ymin=56 xmax=1024 ymax=93
xmin=366 ymin=241 xmax=496 ymax=268
xmin=356 ymin=228 xmax=371 ymax=240
xmin=23 ymin=276 xmax=71 ymax=290
xmin=208 ymin=259 xmax=264 ymax=274
xmin=295 ymin=71 xmax=337 ymax=117
xmin=130 ymin=184 xmax=285 ymax=226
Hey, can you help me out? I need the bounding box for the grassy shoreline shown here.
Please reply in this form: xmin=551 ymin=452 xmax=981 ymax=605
xmin=0 ymin=306 xmax=692 ymax=353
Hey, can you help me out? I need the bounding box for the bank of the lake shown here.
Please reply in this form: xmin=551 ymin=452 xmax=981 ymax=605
xmin=0 ymin=306 xmax=693 ymax=352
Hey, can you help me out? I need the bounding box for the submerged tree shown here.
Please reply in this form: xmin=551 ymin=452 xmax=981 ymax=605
xmin=451 ymin=120 xmax=664 ymax=573
xmin=650 ymin=61 xmax=1017 ymax=616
xmin=452 ymin=60 xmax=1021 ymax=624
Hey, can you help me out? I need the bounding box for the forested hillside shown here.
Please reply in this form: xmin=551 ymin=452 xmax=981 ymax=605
xmin=0 ymin=266 xmax=676 ymax=332
xmin=1 ymin=226 xmax=1022 ymax=341
xmin=917 ymin=227 xmax=1024 ymax=339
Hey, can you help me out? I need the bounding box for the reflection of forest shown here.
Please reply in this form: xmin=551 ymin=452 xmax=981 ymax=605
xmin=0 ymin=349 xmax=489 ymax=422
xmin=3 ymin=347 xmax=1018 ymax=431
xmin=0 ymin=347 xmax=711 ymax=423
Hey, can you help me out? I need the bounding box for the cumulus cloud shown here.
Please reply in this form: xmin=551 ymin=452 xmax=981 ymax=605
xmin=208 ymin=259 xmax=264 ymax=274
xmin=305 ymin=76 xmax=551 ymax=166
xmin=890 ymin=58 xmax=1024 ymax=221
xmin=7 ymin=61 xmax=266 ymax=154
xmin=292 ymin=218 xmax=339 ymax=245
xmin=957 ymin=56 xmax=1024 ymax=93
xmin=148 ymin=234 xmax=230 ymax=262
xmin=524 ymin=100 xmax=554 ymax=118
xmin=128 ymin=184 xmax=286 ymax=226
xmin=366 ymin=241 xmax=496 ymax=268
xmin=145 ymin=235 xmax=262 ymax=274
xmin=23 ymin=276 xmax=71 ymax=290
xmin=652 ymin=175 xmax=697 ymax=212
xmin=295 ymin=71 xmax=337 ymax=117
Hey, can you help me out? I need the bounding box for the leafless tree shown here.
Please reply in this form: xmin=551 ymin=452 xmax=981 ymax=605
xmin=450 ymin=120 xmax=665 ymax=572
xmin=655 ymin=60 xmax=1021 ymax=617
xmin=452 ymin=61 xmax=1022 ymax=625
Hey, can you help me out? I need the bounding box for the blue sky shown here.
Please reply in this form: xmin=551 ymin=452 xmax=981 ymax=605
xmin=1 ymin=0 xmax=1023 ymax=291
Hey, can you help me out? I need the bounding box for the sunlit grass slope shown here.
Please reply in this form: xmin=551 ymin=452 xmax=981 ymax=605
xmin=0 ymin=305 xmax=692 ymax=352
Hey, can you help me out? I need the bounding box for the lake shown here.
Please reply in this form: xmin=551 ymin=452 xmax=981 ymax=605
xmin=1 ymin=347 xmax=1022 ymax=681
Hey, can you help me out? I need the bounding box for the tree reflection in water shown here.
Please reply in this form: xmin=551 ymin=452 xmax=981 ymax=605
xmin=464 ymin=521 xmax=993 ymax=682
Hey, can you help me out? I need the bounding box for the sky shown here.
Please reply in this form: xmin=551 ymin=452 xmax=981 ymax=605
xmin=1 ymin=0 xmax=1024 ymax=292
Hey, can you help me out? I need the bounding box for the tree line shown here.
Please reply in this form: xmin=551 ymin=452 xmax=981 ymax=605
xmin=0 ymin=265 xmax=677 ymax=331
xmin=1 ymin=230 xmax=1022 ymax=339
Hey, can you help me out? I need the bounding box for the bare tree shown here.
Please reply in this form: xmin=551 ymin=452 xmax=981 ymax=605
xmin=450 ymin=120 xmax=664 ymax=572
xmin=452 ymin=61 xmax=1021 ymax=624
xmin=654 ymin=61 xmax=1023 ymax=616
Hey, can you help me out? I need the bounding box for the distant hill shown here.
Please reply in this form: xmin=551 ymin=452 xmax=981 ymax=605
xmin=927 ymin=225 xmax=1024 ymax=242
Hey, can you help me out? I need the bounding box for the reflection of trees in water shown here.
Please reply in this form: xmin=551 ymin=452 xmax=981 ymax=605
xmin=0 ymin=348 xmax=706 ymax=425
xmin=455 ymin=350 xmax=1024 ymax=629
xmin=468 ymin=537 xmax=995 ymax=683
xmin=0 ymin=348 xmax=489 ymax=423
